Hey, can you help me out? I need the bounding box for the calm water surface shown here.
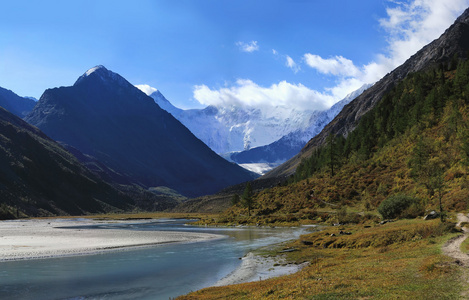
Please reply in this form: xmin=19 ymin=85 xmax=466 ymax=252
xmin=0 ymin=219 xmax=309 ymax=300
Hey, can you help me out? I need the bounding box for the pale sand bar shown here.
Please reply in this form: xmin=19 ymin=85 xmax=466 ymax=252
xmin=0 ymin=218 xmax=223 ymax=261
xmin=214 ymin=252 xmax=309 ymax=286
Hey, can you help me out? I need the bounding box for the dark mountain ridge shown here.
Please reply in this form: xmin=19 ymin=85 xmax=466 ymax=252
xmin=0 ymin=86 xmax=36 ymax=118
xmin=25 ymin=66 xmax=257 ymax=197
xmin=265 ymin=7 xmax=469 ymax=178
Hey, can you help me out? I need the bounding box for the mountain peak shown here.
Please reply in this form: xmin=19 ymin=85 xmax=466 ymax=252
xmin=74 ymin=65 xmax=131 ymax=88
xmin=84 ymin=65 xmax=107 ymax=76
xmin=456 ymin=7 xmax=469 ymax=24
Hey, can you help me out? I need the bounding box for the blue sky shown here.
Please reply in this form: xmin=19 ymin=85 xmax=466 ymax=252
xmin=1 ymin=0 xmax=468 ymax=110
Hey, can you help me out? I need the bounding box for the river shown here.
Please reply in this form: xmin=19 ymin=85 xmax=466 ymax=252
xmin=0 ymin=219 xmax=309 ymax=300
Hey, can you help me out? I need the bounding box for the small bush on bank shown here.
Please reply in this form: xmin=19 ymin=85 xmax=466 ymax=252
xmin=378 ymin=194 xmax=422 ymax=219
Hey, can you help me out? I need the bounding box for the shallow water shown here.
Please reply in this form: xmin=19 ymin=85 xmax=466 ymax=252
xmin=0 ymin=219 xmax=308 ymax=300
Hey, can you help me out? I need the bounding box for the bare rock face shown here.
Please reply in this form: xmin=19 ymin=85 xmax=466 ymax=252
xmin=266 ymin=8 xmax=469 ymax=178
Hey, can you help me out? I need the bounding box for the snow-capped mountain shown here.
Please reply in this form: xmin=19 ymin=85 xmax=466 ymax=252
xmin=228 ymin=84 xmax=371 ymax=166
xmin=137 ymin=85 xmax=318 ymax=154
xmin=136 ymin=84 xmax=370 ymax=171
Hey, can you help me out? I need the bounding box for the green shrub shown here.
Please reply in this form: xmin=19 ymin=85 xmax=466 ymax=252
xmin=400 ymin=201 xmax=425 ymax=219
xmin=337 ymin=207 xmax=348 ymax=223
xmin=378 ymin=194 xmax=420 ymax=219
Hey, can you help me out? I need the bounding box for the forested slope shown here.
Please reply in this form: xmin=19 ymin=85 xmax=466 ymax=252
xmin=212 ymin=57 xmax=469 ymax=224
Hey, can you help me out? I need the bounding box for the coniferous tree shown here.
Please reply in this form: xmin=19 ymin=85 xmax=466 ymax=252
xmin=461 ymin=128 xmax=469 ymax=165
xmin=325 ymin=134 xmax=342 ymax=177
xmin=409 ymin=138 xmax=448 ymax=220
xmin=242 ymin=182 xmax=254 ymax=217
xmin=326 ymin=134 xmax=336 ymax=177
xmin=231 ymin=194 xmax=240 ymax=206
xmin=427 ymin=158 xmax=446 ymax=222
xmin=408 ymin=136 xmax=431 ymax=179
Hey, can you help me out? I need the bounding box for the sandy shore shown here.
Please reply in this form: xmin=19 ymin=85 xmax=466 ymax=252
xmin=214 ymin=252 xmax=309 ymax=286
xmin=0 ymin=218 xmax=223 ymax=261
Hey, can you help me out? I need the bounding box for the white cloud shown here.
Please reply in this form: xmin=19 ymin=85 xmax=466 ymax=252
xmin=285 ymin=55 xmax=300 ymax=73
xmin=194 ymin=0 xmax=469 ymax=112
xmin=303 ymin=54 xmax=360 ymax=77
xmin=236 ymin=41 xmax=259 ymax=53
xmin=135 ymin=84 xmax=158 ymax=96
xmin=325 ymin=77 xmax=367 ymax=100
xmin=302 ymin=0 xmax=469 ymax=99
xmin=193 ymin=79 xmax=334 ymax=111
xmin=378 ymin=0 xmax=469 ymax=67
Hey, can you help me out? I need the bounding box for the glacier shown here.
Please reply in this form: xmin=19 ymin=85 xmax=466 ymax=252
xmin=137 ymin=85 xmax=319 ymax=153
xmin=136 ymin=84 xmax=370 ymax=172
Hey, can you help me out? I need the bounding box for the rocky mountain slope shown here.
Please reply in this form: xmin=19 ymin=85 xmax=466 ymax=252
xmin=25 ymin=66 xmax=257 ymax=197
xmin=265 ymin=7 xmax=469 ymax=179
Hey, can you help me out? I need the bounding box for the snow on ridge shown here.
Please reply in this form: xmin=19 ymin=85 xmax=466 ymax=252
xmin=239 ymin=163 xmax=281 ymax=175
xmin=135 ymin=84 xmax=158 ymax=96
xmin=75 ymin=65 xmax=133 ymax=90
xmin=85 ymin=65 xmax=106 ymax=76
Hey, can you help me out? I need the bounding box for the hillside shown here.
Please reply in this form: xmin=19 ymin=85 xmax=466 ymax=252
xmin=0 ymin=106 xmax=141 ymax=219
xmin=25 ymin=66 xmax=257 ymax=198
xmin=210 ymin=55 xmax=469 ymax=225
xmin=266 ymin=7 xmax=469 ymax=178
xmin=172 ymin=177 xmax=285 ymax=214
